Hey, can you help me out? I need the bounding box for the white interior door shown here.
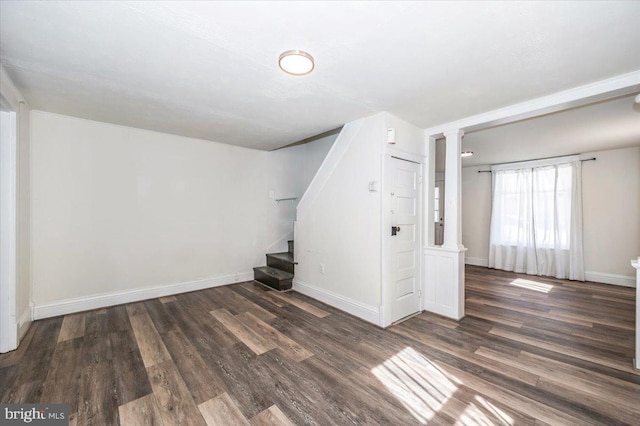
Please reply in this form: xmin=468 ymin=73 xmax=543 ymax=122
xmin=385 ymin=156 xmax=422 ymax=325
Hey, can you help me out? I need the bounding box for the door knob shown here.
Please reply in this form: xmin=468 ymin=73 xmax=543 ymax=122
xmin=391 ymin=226 xmax=401 ymax=236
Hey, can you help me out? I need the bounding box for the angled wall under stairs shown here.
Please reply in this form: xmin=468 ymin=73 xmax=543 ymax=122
xmin=253 ymin=240 xmax=296 ymax=291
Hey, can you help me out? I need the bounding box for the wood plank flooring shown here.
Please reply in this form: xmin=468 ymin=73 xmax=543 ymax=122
xmin=1 ymin=265 xmax=638 ymax=425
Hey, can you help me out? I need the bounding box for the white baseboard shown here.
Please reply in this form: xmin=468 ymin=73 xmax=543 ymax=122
xmin=33 ymin=271 xmax=253 ymax=320
xmin=292 ymin=278 xmax=381 ymax=326
xmin=463 ymin=259 xmax=635 ymax=288
xmin=584 ymin=271 xmax=635 ymax=288
xmin=465 ymin=257 xmax=489 ymax=267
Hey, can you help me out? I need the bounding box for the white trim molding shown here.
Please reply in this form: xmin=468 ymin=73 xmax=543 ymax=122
xmin=293 ymin=278 xmax=381 ymax=326
xmin=465 ymin=257 xmax=489 ymax=267
xmin=32 ymin=271 xmax=253 ymax=319
xmin=584 ymin=271 xmax=636 ymax=288
xmin=424 ymin=71 xmax=640 ymax=136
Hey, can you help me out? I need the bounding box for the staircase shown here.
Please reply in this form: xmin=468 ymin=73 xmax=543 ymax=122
xmin=253 ymin=240 xmax=296 ymax=291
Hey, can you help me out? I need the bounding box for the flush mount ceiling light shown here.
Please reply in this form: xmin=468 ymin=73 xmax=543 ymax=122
xmin=461 ymin=151 xmax=474 ymax=158
xmin=279 ymin=50 xmax=314 ymax=75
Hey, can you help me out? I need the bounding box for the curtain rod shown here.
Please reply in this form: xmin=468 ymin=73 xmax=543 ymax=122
xmin=477 ymin=157 xmax=596 ymax=173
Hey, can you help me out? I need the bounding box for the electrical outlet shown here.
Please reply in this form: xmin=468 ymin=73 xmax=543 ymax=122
xmin=319 ymin=263 xmax=325 ymax=274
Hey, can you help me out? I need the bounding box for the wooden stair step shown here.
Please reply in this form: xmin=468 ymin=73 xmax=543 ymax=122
xmin=266 ymin=252 xmax=296 ymax=274
xmin=266 ymin=252 xmax=296 ymax=264
xmin=253 ymin=266 xmax=293 ymax=292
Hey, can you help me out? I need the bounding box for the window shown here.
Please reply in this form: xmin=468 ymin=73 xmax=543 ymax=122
xmin=489 ymin=157 xmax=584 ymax=281
xmin=492 ymin=165 xmax=572 ymax=249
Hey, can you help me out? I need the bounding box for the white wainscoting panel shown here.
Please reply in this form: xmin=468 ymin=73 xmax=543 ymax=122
xmin=423 ymin=247 xmax=466 ymax=320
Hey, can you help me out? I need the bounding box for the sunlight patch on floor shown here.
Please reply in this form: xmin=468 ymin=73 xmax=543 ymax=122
xmin=454 ymin=402 xmax=494 ymax=426
xmin=453 ymin=395 xmax=515 ymax=426
xmin=509 ymin=278 xmax=553 ymax=293
xmin=475 ymin=396 xmax=513 ymax=425
xmin=371 ymin=347 xmax=459 ymax=424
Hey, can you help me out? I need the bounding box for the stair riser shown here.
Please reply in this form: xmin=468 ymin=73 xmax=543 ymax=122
xmin=266 ymin=256 xmax=294 ymax=274
xmin=254 ymin=269 xmax=292 ymax=291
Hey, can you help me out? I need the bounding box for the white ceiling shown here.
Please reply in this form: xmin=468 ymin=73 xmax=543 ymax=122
xmin=461 ymin=94 xmax=640 ymax=167
xmin=1 ymin=1 xmax=640 ymax=150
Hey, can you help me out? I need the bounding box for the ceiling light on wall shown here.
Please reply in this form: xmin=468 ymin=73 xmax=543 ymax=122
xmin=461 ymin=151 xmax=474 ymax=158
xmin=279 ymin=50 xmax=314 ymax=75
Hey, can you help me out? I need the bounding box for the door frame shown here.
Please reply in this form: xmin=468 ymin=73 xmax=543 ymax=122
xmin=380 ymin=152 xmax=424 ymax=327
xmin=0 ymin=99 xmax=18 ymax=353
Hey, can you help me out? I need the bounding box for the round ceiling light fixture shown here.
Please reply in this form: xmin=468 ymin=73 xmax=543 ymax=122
xmin=461 ymin=151 xmax=474 ymax=158
xmin=279 ymin=50 xmax=314 ymax=76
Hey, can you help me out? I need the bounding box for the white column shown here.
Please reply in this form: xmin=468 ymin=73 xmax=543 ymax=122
xmin=422 ymin=129 xmax=466 ymax=321
xmin=443 ymin=129 xmax=464 ymax=249
xmin=425 ymin=136 xmax=437 ymax=247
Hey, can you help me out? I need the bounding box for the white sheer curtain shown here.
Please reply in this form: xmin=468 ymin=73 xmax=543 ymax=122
xmin=488 ymin=156 xmax=584 ymax=281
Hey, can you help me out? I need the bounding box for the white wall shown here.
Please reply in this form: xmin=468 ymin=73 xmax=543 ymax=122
xmin=461 ymin=146 xmax=640 ymax=285
xmin=0 ymin=65 xmax=31 ymax=340
xmin=582 ymin=147 xmax=640 ymax=281
xmin=461 ymin=166 xmax=492 ymax=266
xmin=30 ymin=110 xmax=335 ymax=318
xmin=264 ymin=135 xmax=336 ymax=253
xmin=31 ymin=111 xmax=270 ymax=316
xmin=294 ymin=112 xmax=424 ymax=325
xmin=302 ymin=135 xmax=337 ymax=187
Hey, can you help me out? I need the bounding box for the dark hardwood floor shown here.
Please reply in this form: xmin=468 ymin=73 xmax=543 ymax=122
xmin=1 ymin=265 xmax=638 ymax=425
